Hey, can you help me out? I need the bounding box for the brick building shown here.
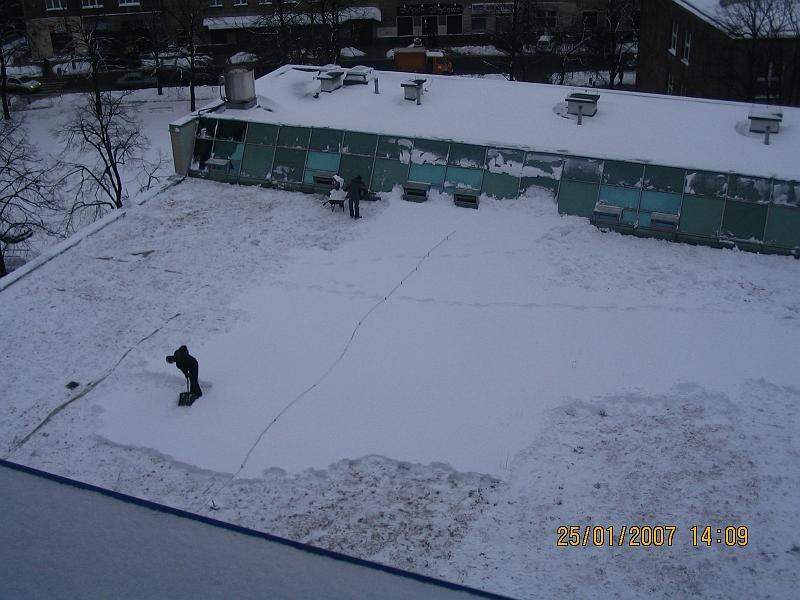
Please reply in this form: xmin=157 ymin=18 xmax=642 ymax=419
xmin=638 ymin=0 xmax=800 ymax=106
xmin=22 ymin=0 xmax=612 ymax=60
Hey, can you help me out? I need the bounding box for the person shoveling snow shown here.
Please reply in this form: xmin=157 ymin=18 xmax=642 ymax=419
xmin=166 ymin=345 xmax=202 ymax=405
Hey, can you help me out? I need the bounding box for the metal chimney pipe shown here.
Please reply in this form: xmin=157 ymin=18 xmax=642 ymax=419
xmin=764 ymin=128 xmax=771 ymax=145
xmin=374 ymin=78 xmax=379 ymax=94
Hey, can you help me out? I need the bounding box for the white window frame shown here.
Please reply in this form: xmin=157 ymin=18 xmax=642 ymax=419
xmin=81 ymin=0 xmax=103 ymax=7
xmin=668 ymin=21 xmax=677 ymax=55
xmin=682 ymin=30 xmax=691 ymax=65
xmin=257 ymin=0 xmax=271 ymax=4
xmin=118 ymin=0 xmax=140 ymax=5
xmin=208 ymin=0 xmax=222 ymax=6
xmin=233 ymin=0 xmax=247 ymax=5
xmin=45 ymin=0 xmax=64 ymax=10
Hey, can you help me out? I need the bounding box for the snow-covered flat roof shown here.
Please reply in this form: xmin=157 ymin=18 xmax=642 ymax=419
xmin=202 ymin=65 xmax=800 ymax=182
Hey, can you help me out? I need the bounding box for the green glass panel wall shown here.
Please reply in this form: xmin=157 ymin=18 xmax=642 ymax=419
xmin=306 ymin=151 xmax=340 ymax=172
xmin=277 ymin=126 xmax=311 ymax=149
xmin=679 ymin=195 xmax=724 ymax=237
xmin=643 ymin=165 xmax=684 ymax=192
xmin=190 ymin=138 xmax=213 ymax=173
xmin=622 ymin=209 xmax=638 ymax=225
xmin=196 ymin=117 xmax=217 ymax=139
xmin=342 ymin=131 xmax=378 ymax=155
xmin=599 ymin=185 xmax=639 ymax=209
xmin=411 ymin=138 xmax=449 ymax=165
xmin=211 ymin=141 xmax=244 ymax=177
xmin=640 ymin=190 xmax=681 ymax=214
xmin=444 ymin=166 xmax=483 ymax=192
xmin=339 ymin=155 xmax=374 ymax=187
xmin=303 ymin=151 xmax=341 ymax=183
xmin=557 ymin=180 xmax=598 ymax=217
xmin=563 ymin=156 xmax=603 ymax=182
xmin=772 ymin=180 xmax=800 ymax=207
xmin=448 ymin=143 xmax=486 ymax=168
xmin=409 ymin=163 xmax=446 ymax=188
xmin=764 ymin=205 xmax=800 ymax=249
xmin=376 ymin=135 xmax=413 ymax=161
xmin=270 ymin=147 xmax=306 ymax=182
xmin=521 ymin=152 xmax=562 ymax=196
xmin=215 ymin=120 xmax=247 ymax=142
xmin=602 ymin=160 xmax=644 ymax=187
xmin=728 ymin=175 xmax=771 ymax=203
xmin=245 ymin=123 xmax=278 ymax=146
xmin=371 ymin=158 xmax=408 ymax=192
xmin=310 ymin=128 xmax=344 ymax=152
xmin=485 ymin=147 xmax=525 ymax=176
xmin=685 ymin=170 xmax=729 ymax=196
xmin=482 ymin=172 xmax=520 ymax=199
xmin=721 ymin=200 xmax=768 ymax=241
xmin=240 ymin=144 xmax=274 ymax=182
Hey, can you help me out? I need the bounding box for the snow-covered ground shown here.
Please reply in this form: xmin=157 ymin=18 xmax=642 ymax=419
xmin=2 ymin=89 xmax=800 ymax=599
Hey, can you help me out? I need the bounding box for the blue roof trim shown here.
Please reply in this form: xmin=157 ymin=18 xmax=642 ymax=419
xmin=0 ymin=458 xmax=516 ymax=600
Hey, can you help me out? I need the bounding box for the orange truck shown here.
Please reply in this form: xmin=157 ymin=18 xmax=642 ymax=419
xmin=393 ymin=47 xmax=453 ymax=75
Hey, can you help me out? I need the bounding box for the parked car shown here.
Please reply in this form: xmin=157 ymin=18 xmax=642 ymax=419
xmin=114 ymin=71 xmax=158 ymax=89
xmin=5 ymin=75 xmax=41 ymax=93
xmin=535 ymin=34 xmax=555 ymax=53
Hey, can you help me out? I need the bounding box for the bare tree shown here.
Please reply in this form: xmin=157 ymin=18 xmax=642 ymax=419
xmin=491 ymin=0 xmax=536 ymax=81
xmin=0 ymin=119 xmax=60 ymax=277
xmin=167 ymin=0 xmax=209 ymax=111
xmin=58 ymin=90 xmax=155 ymax=225
xmin=784 ymin=0 xmax=800 ymax=103
xmin=145 ymin=0 xmax=167 ymax=95
xmin=591 ymin=0 xmax=638 ymax=89
xmin=552 ymin=21 xmax=593 ymax=86
xmin=0 ymin=0 xmax=27 ymax=120
xmin=716 ymin=0 xmax=794 ymax=102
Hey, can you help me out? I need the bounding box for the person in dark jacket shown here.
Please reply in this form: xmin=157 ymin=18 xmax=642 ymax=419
xmin=166 ymin=345 xmax=202 ymax=400
xmin=344 ymin=175 xmax=368 ymax=219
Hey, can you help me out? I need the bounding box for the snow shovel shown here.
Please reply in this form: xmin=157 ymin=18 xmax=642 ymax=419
xmin=178 ymin=377 xmax=193 ymax=406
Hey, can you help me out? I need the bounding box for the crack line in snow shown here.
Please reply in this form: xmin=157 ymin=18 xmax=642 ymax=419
xmin=200 ymin=230 xmax=457 ymax=507
xmin=9 ymin=313 xmax=182 ymax=455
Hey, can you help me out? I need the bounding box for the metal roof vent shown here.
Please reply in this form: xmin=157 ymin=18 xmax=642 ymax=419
xmin=219 ymin=68 xmax=256 ymax=109
xmin=748 ymin=106 xmax=783 ymax=145
xmin=566 ymin=92 xmax=599 ymax=125
xmin=316 ymin=69 xmax=345 ymax=92
xmin=401 ymin=78 xmax=426 ymax=105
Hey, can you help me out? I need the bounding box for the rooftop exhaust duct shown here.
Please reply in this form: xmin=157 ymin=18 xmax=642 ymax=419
xmin=748 ymin=106 xmax=782 ymax=145
xmin=566 ymin=92 xmax=599 ymax=125
xmin=219 ymin=68 xmax=257 ymax=109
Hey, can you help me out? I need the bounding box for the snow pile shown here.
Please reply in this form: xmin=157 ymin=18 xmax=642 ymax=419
xmin=447 ymin=45 xmax=508 ymax=56
xmin=340 ymin=47 xmax=366 ymax=58
xmin=229 ymin=52 xmax=258 ymax=64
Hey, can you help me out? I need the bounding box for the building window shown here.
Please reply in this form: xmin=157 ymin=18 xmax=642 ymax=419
xmin=397 ymin=16 xmax=413 ymax=37
xmin=669 ymin=21 xmax=677 ymax=55
xmin=682 ymin=30 xmax=691 ymax=64
xmin=45 ymin=0 xmax=64 ymax=9
xmin=257 ymin=0 xmax=270 ymax=4
xmin=535 ymin=10 xmax=557 ymax=31
xmin=81 ymin=0 xmax=103 ymax=7
xmin=233 ymin=0 xmax=247 ymax=5
xmin=666 ymin=72 xmax=674 ymax=95
xmin=118 ymin=0 xmax=139 ymax=5
xmin=446 ymin=14 xmax=462 ymax=35
xmin=471 ymin=16 xmax=486 ymax=31
xmin=208 ymin=0 xmax=222 ymax=6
